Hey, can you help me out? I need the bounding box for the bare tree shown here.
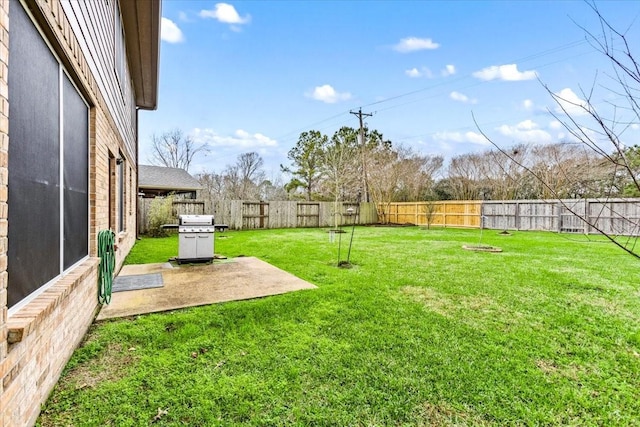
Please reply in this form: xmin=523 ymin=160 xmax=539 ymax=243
xmin=322 ymin=127 xmax=360 ymax=227
xmin=236 ymin=152 xmax=265 ymax=199
xmin=149 ymin=128 xmax=207 ymax=172
xmin=197 ymin=171 xmax=225 ymax=209
xmin=483 ymin=144 xmax=531 ymax=200
xmin=446 ymin=152 xmax=486 ymax=200
xmin=258 ymin=174 xmax=288 ymax=201
xmin=472 ymin=4 xmax=640 ymax=258
xmin=421 ymin=201 xmax=438 ymax=229
xmin=395 ymin=154 xmax=443 ymax=201
xmin=367 ymin=144 xmax=441 ymax=224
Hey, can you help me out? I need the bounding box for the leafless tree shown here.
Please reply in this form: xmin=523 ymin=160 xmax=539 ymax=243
xmin=446 ymin=152 xmax=486 ymax=200
xmin=149 ymin=128 xmax=207 ymax=172
xmin=421 ymin=201 xmax=438 ymax=229
xmin=197 ymin=152 xmax=270 ymax=203
xmin=196 ymin=171 xmax=225 ymax=209
xmin=321 ymin=127 xmax=360 ymax=227
xmin=472 ymin=1 xmax=640 ymax=258
xmin=395 ymin=154 xmax=444 ymax=202
xmin=367 ymin=144 xmax=442 ymax=224
xmin=258 ymin=174 xmax=288 ymax=201
xmin=217 ymin=152 xmax=266 ymax=200
xmin=236 ymin=152 xmax=265 ymax=199
xmin=483 ymin=144 xmax=531 ymax=200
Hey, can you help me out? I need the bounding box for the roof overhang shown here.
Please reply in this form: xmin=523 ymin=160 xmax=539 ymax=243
xmin=139 ymin=184 xmax=202 ymax=191
xmin=120 ymin=0 xmax=161 ymax=110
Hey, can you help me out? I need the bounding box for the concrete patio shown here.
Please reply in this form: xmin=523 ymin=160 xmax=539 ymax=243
xmin=96 ymin=257 xmax=317 ymax=320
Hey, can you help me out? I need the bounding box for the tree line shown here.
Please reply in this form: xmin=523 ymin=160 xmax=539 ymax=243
xmin=149 ymin=3 xmax=640 ymax=258
xmin=149 ymin=127 xmax=640 ymax=206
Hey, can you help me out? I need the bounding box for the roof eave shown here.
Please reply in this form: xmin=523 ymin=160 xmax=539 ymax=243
xmin=139 ymin=184 xmax=202 ymax=191
xmin=120 ymin=0 xmax=161 ymax=110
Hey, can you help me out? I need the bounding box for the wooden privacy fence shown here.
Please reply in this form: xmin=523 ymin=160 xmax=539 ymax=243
xmin=138 ymin=198 xmax=378 ymax=234
xmin=139 ymin=197 xmax=640 ymax=235
xmin=482 ymin=198 xmax=640 ymax=235
xmin=382 ymin=198 xmax=640 ymax=235
xmin=380 ymin=201 xmax=482 ymax=228
xmin=213 ymin=200 xmax=378 ymax=230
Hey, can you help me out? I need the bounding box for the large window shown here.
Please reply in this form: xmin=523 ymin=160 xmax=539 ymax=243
xmin=8 ymin=2 xmax=89 ymax=309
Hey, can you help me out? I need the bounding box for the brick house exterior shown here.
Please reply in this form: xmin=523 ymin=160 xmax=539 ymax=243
xmin=0 ymin=1 xmax=160 ymax=425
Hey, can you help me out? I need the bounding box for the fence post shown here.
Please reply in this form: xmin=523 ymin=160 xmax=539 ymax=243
xmin=584 ymin=199 xmax=590 ymax=234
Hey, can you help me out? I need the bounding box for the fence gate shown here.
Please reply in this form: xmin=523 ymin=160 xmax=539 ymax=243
xmin=297 ymin=202 xmax=320 ymax=228
xmin=242 ymin=202 xmax=269 ymax=229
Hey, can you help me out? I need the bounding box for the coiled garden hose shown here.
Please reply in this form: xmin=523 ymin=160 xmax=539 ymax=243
xmin=98 ymin=229 xmax=116 ymax=304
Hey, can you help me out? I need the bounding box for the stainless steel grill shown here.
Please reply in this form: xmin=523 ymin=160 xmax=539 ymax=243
xmin=178 ymin=214 xmax=215 ymax=263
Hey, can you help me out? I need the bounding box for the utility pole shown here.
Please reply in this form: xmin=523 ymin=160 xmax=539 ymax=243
xmin=350 ymin=108 xmax=373 ymax=202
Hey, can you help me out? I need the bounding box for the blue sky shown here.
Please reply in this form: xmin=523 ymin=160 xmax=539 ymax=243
xmin=139 ymin=0 xmax=640 ymax=177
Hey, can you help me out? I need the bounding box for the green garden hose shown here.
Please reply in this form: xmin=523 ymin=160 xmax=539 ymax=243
xmin=98 ymin=229 xmax=116 ymax=304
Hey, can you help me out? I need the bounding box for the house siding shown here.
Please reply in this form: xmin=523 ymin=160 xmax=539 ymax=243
xmin=62 ymin=0 xmax=137 ymax=162
xmin=0 ymin=0 xmax=150 ymax=425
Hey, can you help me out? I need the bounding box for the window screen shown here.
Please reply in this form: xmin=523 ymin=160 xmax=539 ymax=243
xmin=63 ymin=74 xmax=89 ymax=270
xmin=8 ymin=1 xmax=61 ymax=307
xmin=8 ymin=2 xmax=89 ymax=308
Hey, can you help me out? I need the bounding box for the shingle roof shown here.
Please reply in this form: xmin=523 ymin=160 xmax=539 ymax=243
xmin=138 ymin=165 xmax=201 ymax=191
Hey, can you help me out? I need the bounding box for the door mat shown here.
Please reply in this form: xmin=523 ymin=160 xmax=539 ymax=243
xmin=112 ymin=273 xmax=164 ymax=292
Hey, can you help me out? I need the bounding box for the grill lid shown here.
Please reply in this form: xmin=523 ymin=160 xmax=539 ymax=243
xmin=179 ymin=214 xmax=214 ymax=226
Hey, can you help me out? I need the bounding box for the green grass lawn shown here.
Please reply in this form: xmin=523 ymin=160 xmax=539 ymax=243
xmin=39 ymin=227 xmax=640 ymax=426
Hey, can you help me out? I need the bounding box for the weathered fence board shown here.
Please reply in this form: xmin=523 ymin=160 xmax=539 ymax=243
xmin=482 ymin=198 xmax=640 ymax=235
xmin=139 ymin=199 xmax=379 ymax=234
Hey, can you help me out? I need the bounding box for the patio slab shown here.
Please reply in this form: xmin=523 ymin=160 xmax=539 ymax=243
xmin=96 ymin=257 xmax=316 ymax=320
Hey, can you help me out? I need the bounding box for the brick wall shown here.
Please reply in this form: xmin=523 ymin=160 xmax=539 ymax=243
xmin=0 ymin=0 xmax=8 ymax=388
xmin=0 ymin=0 xmax=140 ymax=425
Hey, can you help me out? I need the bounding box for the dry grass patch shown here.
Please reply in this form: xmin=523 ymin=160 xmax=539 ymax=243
xmin=57 ymin=341 xmax=139 ymax=390
xmin=399 ymin=286 xmax=521 ymax=331
xmin=414 ymin=401 xmax=490 ymax=426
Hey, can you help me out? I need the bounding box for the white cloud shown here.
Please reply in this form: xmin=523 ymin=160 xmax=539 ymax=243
xmin=433 ymin=131 xmax=489 ymax=145
xmin=393 ymin=37 xmax=439 ymax=53
xmin=553 ymin=88 xmax=589 ymax=116
xmin=549 ymin=120 xmax=563 ymax=130
xmin=405 ymin=67 xmax=432 ymax=78
xmin=306 ymin=84 xmax=352 ymax=103
xmin=450 ymin=91 xmax=477 ymax=104
xmin=190 ymin=128 xmax=277 ymax=148
xmin=161 ymin=17 xmax=185 ymax=43
xmin=472 ymin=64 xmax=537 ymax=81
xmin=199 ymin=3 xmax=251 ymax=25
xmin=441 ymin=64 xmax=456 ymax=76
xmin=631 ymin=124 xmax=640 ymax=130
xmin=405 ymin=68 xmax=421 ymax=78
xmin=496 ymin=120 xmax=552 ymax=143
xmin=523 ymin=99 xmax=533 ymax=110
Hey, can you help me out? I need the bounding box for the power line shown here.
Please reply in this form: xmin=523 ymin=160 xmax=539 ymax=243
xmin=275 ymin=33 xmax=619 ymax=151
